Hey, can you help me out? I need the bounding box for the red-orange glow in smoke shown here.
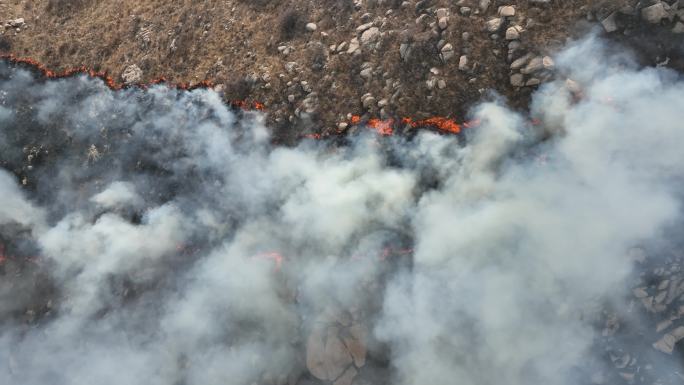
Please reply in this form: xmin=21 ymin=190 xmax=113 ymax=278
xmin=251 ymin=252 xmax=284 ymax=271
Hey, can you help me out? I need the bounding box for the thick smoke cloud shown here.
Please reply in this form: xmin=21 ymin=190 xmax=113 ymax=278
xmin=0 ymin=36 xmax=683 ymax=385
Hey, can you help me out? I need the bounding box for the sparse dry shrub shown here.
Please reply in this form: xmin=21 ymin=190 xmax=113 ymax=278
xmin=308 ymin=42 xmax=328 ymax=72
xmin=238 ymin=0 xmax=275 ymax=9
xmin=279 ymin=9 xmax=305 ymax=41
xmin=322 ymin=0 xmax=354 ymax=13
xmin=223 ymin=76 xmax=255 ymax=102
xmin=0 ymin=37 xmax=11 ymax=53
xmin=46 ymin=0 xmax=95 ymax=15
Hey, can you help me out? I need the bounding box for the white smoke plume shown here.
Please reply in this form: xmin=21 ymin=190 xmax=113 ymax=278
xmin=0 ymin=36 xmax=683 ymax=385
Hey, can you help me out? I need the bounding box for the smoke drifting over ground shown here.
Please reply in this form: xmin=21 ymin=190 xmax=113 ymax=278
xmin=1 ymin=36 xmax=684 ymax=385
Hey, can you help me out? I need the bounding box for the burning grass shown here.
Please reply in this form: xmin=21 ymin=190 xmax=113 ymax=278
xmin=0 ymin=55 xmax=474 ymax=139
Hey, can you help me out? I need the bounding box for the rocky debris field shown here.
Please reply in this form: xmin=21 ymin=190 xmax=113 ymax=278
xmin=0 ymin=0 xmax=682 ymax=139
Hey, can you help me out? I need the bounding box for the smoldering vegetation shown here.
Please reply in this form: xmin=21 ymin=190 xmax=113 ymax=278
xmin=1 ymin=36 xmax=684 ymax=385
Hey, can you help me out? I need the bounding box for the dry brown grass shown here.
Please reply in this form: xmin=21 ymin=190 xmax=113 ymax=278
xmin=2 ymin=0 xmax=611 ymax=134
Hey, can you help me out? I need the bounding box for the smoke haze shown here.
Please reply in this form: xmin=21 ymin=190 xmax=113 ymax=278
xmin=1 ymin=36 xmax=684 ymax=385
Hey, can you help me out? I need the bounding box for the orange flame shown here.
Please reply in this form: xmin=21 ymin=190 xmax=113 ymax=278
xmin=1 ymin=55 xmax=498 ymax=140
xmin=0 ymin=54 xmax=223 ymax=92
xmin=344 ymin=115 xmax=464 ymax=137
xmin=367 ymin=118 xmax=394 ymax=136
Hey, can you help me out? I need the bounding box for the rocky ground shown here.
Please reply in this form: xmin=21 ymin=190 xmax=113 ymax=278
xmin=1 ymin=0 xmax=682 ymax=140
xmin=2 ymin=1 xmax=684 ymax=385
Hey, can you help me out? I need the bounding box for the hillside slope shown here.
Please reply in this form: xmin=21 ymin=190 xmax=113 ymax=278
xmin=1 ymin=0 xmax=682 ymax=137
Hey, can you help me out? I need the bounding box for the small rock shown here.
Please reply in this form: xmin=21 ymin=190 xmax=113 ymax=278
xmin=440 ymin=43 xmax=455 ymax=61
xmin=324 ymin=328 xmax=353 ymax=380
xmin=460 ymin=7 xmax=472 ymax=16
xmin=526 ymin=78 xmax=541 ymax=86
xmin=7 ymin=18 xmax=25 ymax=28
xmin=426 ymin=78 xmax=435 ymax=90
xmin=659 ymin=280 xmax=670 ymax=291
xmin=499 ymin=6 xmax=516 ymax=17
xmin=436 ymin=8 xmax=449 ymax=19
xmin=356 ymin=22 xmax=374 ymax=33
xmin=415 ymin=14 xmax=429 ymax=28
xmin=601 ymin=12 xmax=619 ymax=33
xmin=285 ymin=62 xmax=297 ymax=73
xmin=542 ymin=56 xmax=555 ymax=70
xmin=347 ymin=38 xmax=360 ymax=54
xmin=458 ymin=55 xmax=468 ymax=71
xmin=510 ymin=73 xmax=524 ymax=87
xmin=121 ymin=64 xmax=143 ymax=84
xmin=510 ymin=54 xmax=531 ymax=70
xmin=399 ymin=43 xmax=411 ymax=60
xmin=362 ymin=95 xmax=376 ymax=109
xmin=521 ymin=56 xmax=543 ymax=74
xmin=633 ymin=287 xmax=648 ymax=298
xmin=505 ymin=25 xmax=522 ymax=40
xmin=479 ymin=0 xmax=491 ymax=12
xmin=565 ymin=79 xmax=580 ymax=93
xmin=360 ymin=27 xmax=380 ymax=45
xmin=377 ymin=98 xmax=389 ymax=107
xmin=674 ymin=326 xmax=684 ymax=339
xmin=306 ymin=23 xmax=318 ymax=32
xmin=486 ymin=18 xmax=504 ymax=32
xmin=653 ymin=327 xmax=684 ymax=354
xmin=338 ymin=122 xmax=348 ymax=130
xmin=641 ymin=3 xmax=667 ymax=24
xmin=437 ymin=79 xmax=447 ymax=89
xmin=654 ymin=334 xmax=676 ymax=354
xmin=656 ymin=319 xmax=673 ymax=333
xmin=360 ymin=67 xmax=373 ymax=80
xmin=438 ymin=16 xmax=449 ymax=30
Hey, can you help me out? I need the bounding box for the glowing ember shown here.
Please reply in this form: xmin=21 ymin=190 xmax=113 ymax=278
xmin=367 ymin=119 xmax=395 ymax=136
xmin=402 ymin=117 xmax=461 ymax=134
xmin=251 ymin=252 xmax=284 ymax=270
